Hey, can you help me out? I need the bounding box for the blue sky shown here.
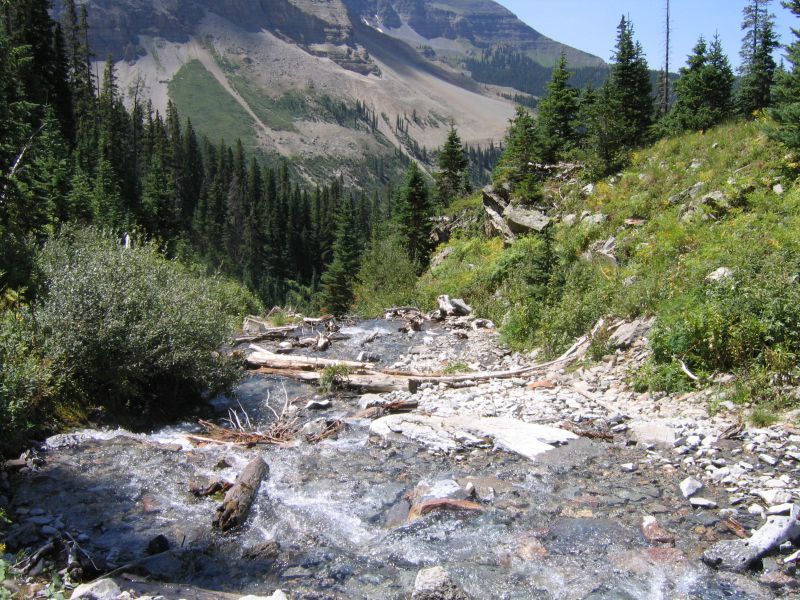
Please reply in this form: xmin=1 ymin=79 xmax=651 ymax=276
xmin=497 ymin=1 xmax=797 ymax=71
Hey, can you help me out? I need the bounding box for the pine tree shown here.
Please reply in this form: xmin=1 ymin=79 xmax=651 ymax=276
xmin=493 ymin=106 xmax=541 ymax=199
xmin=608 ymin=16 xmax=653 ymax=147
xmin=395 ymin=161 xmax=433 ymax=270
xmin=769 ymin=0 xmax=800 ymax=147
xmin=434 ymin=126 xmax=469 ymax=207
xmin=738 ymin=0 xmax=780 ymax=116
xmin=669 ymin=35 xmax=734 ymax=132
xmin=536 ymin=53 xmax=579 ymax=163
xmin=320 ymin=196 xmax=360 ymax=315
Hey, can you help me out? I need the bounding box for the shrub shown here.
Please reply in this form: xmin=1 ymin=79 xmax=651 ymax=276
xmin=0 ymin=308 xmax=54 ymax=455
xmin=354 ymin=232 xmax=419 ymax=317
xmin=33 ymin=229 xmax=253 ymax=422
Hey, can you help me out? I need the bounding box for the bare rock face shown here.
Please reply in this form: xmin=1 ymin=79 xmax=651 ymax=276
xmin=482 ymin=186 xmax=551 ymax=243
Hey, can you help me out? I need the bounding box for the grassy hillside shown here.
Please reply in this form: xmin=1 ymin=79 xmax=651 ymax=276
xmin=169 ymin=60 xmax=258 ymax=148
xmin=367 ymin=121 xmax=800 ymax=420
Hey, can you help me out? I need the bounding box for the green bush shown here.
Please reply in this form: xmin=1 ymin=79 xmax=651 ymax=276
xmin=354 ymin=233 xmax=420 ymax=317
xmin=34 ymin=229 xmax=254 ymax=421
xmin=650 ymin=258 xmax=800 ymax=374
xmin=0 ymin=308 xmax=54 ymax=455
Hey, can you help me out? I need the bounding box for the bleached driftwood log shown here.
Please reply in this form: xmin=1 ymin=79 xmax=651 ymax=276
xmin=212 ymin=457 xmax=268 ymax=531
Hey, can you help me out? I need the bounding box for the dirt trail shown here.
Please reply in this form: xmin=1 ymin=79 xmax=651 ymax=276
xmin=187 ymin=38 xmax=273 ymax=142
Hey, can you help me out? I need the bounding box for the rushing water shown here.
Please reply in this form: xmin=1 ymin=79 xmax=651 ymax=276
xmin=8 ymin=322 xmax=771 ymax=599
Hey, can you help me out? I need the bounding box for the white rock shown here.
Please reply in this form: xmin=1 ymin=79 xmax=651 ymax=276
xmin=755 ymin=489 xmax=793 ymax=506
xmin=239 ymin=592 xmax=288 ymax=600
xmin=767 ymin=503 xmax=794 ymax=516
xmin=620 ymin=463 xmax=637 ymax=473
xmin=706 ymin=267 xmax=733 ymax=283
xmin=759 ymin=453 xmax=779 ymax=467
xmin=71 ymin=579 xmax=122 ymax=600
xmin=370 ymin=414 xmax=577 ymax=461
xmin=690 ymin=497 xmax=718 ymax=509
xmin=680 ymin=477 xmax=704 ymax=498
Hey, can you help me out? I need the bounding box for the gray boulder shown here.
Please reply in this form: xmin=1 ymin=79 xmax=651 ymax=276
xmin=70 ymin=579 xmax=122 ymax=600
xmin=412 ymin=566 xmax=471 ymax=600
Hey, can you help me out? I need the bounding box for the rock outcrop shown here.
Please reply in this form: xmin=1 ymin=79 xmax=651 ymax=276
xmin=482 ymin=186 xmax=551 ymax=243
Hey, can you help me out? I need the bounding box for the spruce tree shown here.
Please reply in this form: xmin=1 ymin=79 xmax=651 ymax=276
xmin=434 ymin=126 xmax=469 ymax=207
xmin=669 ymin=35 xmax=734 ymax=132
xmin=320 ymin=196 xmax=360 ymax=315
xmin=536 ymin=53 xmax=579 ymax=163
xmin=738 ymin=0 xmax=780 ymax=116
xmin=608 ymin=16 xmax=653 ymax=147
xmin=769 ymin=0 xmax=800 ymax=148
xmin=395 ymin=161 xmax=433 ymax=270
xmin=493 ymin=106 xmax=541 ymax=199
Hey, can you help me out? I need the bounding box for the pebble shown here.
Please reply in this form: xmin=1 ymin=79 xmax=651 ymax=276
xmin=759 ymin=453 xmax=779 ymax=467
xmin=620 ymin=463 xmax=637 ymax=473
xmin=689 ymin=497 xmax=718 ymax=509
xmin=679 ymin=477 xmax=703 ymax=499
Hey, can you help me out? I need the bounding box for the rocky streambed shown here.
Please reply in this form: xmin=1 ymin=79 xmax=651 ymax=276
xmin=2 ymin=315 xmax=800 ymax=599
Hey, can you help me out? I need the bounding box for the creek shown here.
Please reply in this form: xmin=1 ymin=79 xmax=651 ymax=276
xmin=7 ymin=321 xmax=772 ymax=599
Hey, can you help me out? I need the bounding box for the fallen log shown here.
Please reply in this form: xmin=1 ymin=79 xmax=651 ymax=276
xmin=234 ymin=325 xmax=297 ymax=344
xmin=247 ymin=345 xmax=372 ymax=371
xmin=254 ymin=367 xmax=402 ymax=393
xmin=213 ymin=457 xmax=269 ymax=531
xmin=251 ymin=335 xmax=589 ymax=392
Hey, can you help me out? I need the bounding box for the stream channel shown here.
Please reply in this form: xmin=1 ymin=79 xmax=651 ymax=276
xmin=8 ymin=320 xmax=773 ymax=599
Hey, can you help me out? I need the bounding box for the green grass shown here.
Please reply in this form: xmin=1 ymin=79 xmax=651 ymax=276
xmin=168 ymin=60 xmax=257 ymax=148
xmin=230 ymin=76 xmax=300 ymax=132
xmin=413 ymin=120 xmax=800 ymax=412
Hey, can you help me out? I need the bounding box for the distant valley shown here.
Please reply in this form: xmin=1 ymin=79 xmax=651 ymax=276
xmin=53 ymin=0 xmax=606 ymax=187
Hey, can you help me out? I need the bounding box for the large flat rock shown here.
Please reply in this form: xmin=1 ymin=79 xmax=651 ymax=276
xmin=369 ymin=414 xmax=577 ymax=461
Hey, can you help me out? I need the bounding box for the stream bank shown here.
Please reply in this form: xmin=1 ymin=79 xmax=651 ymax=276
xmin=2 ymin=314 xmax=799 ymax=598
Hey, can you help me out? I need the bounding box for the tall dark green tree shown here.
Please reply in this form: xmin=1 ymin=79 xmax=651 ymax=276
xmin=738 ymin=0 xmax=780 ymax=116
xmin=395 ymin=161 xmax=433 ymax=270
xmin=582 ymin=16 xmax=653 ymax=177
xmin=493 ymin=106 xmax=541 ymax=199
xmin=434 ymin=126 xmax=469 ymax=207
xmin=668 ymin=34 xmax=735 ymax=132
xmin=770 ymin=0 xmax=800 ymax=147
xmin=536 ymin=53 xmax=579 ymax=163
xmin=608 ymin=15 xmax=653 ymax=147
xmin=320 ymin=196 xmax=360 ymax=315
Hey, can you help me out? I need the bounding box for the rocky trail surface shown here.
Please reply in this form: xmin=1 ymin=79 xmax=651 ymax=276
xmin=2 ymin=311 xmax=800 ymax=599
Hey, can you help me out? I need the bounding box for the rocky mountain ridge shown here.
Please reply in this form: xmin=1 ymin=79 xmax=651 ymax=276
xmin=51 ymin=0 xmax=601 ymax=187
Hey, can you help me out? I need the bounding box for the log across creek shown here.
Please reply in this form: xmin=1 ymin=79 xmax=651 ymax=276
xmin=246 ymin=334 xmax=590 ymax=393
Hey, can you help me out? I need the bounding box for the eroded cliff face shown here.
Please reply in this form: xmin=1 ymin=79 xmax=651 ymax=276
xmin=349 ymin=0 xmax=604 ymax=68
xmin=53 ymin=0 xmax=365 ymax=69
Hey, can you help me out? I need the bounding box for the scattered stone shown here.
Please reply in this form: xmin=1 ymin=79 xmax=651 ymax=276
xmin=305 ymin=399 xmax=332 ymax=410
xmin=620 ymin=463 xmax=637 ymax=473
xmin=759 ymin=453 xmax=779 ymax=467
xmin=640 ymin=516 xmax=675 ymax=544
xmin=412 ymin=566 xmax=470 ymax=600
xmin=703 ymin=505 xmax=800 ymax=572
xmin=609 ymin=318 xmax=654 ymax=349
xmin=243 ymin=539 xmax=280 ymax=560
xmin=755 ymin=489 xmax=793 ymax=506
xmin=680 ymin=477 xmax=703 ymax=499
xmin=767 ymin=503 xmax=794 ymax=516
xmin=690 ymin=497 xmax=718 ymax=509
xmin=357 ymin=351 xmax=380 ymax=363
xmin=71 ymin=579 xmax=122 ymax=600
xmin=760 ymin=570 xmax=797 ymax=590
xmin=706 ymin=267 xmax=733 ymax=283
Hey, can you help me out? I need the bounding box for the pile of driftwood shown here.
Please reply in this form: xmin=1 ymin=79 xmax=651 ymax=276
xmin=246 ymin=327 xmax=594 ymax=394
